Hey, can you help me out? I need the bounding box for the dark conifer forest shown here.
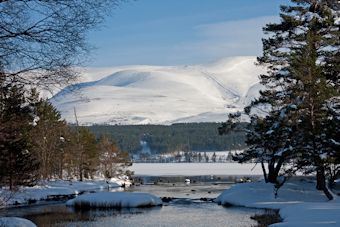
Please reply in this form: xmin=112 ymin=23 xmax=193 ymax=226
xmin=87 ymin=123 xmax=247 ymax=154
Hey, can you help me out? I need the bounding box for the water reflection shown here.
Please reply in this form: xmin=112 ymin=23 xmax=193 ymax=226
xmin=18 ymin=201 xmax=260 ymax=227
xmin=0 ymin=203 xmax=164 ymax=226
xmin=126 ymin=182 xmax=231 ymax=199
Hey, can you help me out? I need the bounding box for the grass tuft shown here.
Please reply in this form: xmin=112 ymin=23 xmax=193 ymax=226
xmin=251 ymin=209 xmax=282 ymax=227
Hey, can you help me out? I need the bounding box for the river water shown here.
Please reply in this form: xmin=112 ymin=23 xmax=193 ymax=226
xmin=0 ymin=177 xmax=263 ymax=227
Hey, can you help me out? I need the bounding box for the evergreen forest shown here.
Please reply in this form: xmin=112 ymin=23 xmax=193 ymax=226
xmin=87 ymin=123 xmax=247 ymax=154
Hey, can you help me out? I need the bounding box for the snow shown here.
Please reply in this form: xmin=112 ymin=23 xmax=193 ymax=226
xmin=130 ymin=163 xmax=263 ymax=176
xmin=50 ymin=56 xmax=265 ymax=125
xmin=330 ymin=139 xmax=340 ymax=146
xmin=302 ymin=12 xmax=322 ymax=22
xmin=216 ymin=179 xmax=340 ymax=226
xmin=0 ymin=178 xmax=128 ymax=208
xmin=239 ymin=82 xmax=265 ymax=106
xmin=274 ymin=202 xmax=340 ymax=227
xmin=66 ymin=192 xmax=162 ymax=208
xmin=0 ymin=217 xmax=36 ymax=227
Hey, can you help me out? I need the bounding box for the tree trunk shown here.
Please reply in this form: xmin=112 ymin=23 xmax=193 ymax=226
xmin=9 ymin=152 xmax=13 ymax=191
xmin=273 ymin=157 xmax=284 ymax=181
xmin=261 ymin=161 xmax=268 ymax=183
xmin=267 ymin=160 xmax=277 ymax=183
xmin=9 ymin=174 xmax=12 ymax=191
xmin=267 ymin=157 xmax=285 ymax=184
xmin=79 ymin=164 xmax=83 ymax=182
xmin=316 ymin=166 xmax=333 ymax=200
xmin=268 ymin=173 xmax=277 ymax=183
xmin=268 ymin=157 xmax=284 ymax=184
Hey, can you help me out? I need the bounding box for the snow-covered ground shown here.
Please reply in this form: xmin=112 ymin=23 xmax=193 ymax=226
xmin=66 ymin=191 xmax=162 ymax=208
xmin=130 ymin=163 xmax=263 ymax=176
xmin=51 ymin=56 xmax=265 ymax=125
xmin=0 ymin=178 xmax=128 ymax=208
xmin=216 ymin=179 xmax=340 ymax=227
xmin=0 ymin=217 xmax=37 ymax=227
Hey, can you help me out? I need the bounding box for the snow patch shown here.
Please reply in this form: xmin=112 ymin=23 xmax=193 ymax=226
xmin=0 ymin=179 xmax=127 ymax=208
xmin=216 ymin=179 xmax=340 ymax=226
xmin=66 ymin=192 xmax=162 ymax=208
xmin=0 ymin=217 xmax=36 ymax=227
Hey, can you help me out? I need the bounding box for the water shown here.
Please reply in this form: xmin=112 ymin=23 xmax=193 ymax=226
xmin=0 ymin=179 xmax=263 ymax=226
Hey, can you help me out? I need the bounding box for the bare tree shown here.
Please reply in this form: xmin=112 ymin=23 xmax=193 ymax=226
xmin=0 ymin=0 xmax=121 ymax=88
xmin=98 ymin=135 xmax=131 ymax=179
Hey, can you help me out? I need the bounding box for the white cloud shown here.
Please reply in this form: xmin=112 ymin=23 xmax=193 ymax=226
xmin=171 ymin=16 xmax=280 ymax=63
xmin=88 ymin=16 xmax=280 ymax=67
xmin=196 ymin=16 xmax=279 ymax=38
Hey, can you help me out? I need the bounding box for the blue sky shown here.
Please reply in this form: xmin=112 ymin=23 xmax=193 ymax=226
xmin=88 ymin=0 xmax=289 ymax=67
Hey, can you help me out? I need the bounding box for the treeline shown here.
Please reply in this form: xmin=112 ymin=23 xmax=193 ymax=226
xmin=0 ymin=79 xmax=131 ymax=190
xmin=134 ymin=151 xmax=235 ymax=163
xmin=87 ymin=123 xmax=247 ymax=154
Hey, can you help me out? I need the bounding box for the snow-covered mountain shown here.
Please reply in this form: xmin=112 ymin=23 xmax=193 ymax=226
xmin=50 ymin=56 xmax=266 ymax=125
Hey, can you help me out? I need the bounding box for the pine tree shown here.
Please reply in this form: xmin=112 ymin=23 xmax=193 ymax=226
xmin=212 ymin=152 xmax=217 ymax=163
xmin=220 ymin=0 xmax=339 ymax=199
xmin=323 ymin=97 xmax=340 ymax=187
xmin=198 ymin=152 xmax=202 ymax=162
xmin=204 ymin=152 xmax=209 ymax=162
xmin=287 ymin=26 xmax=337 ymax=199
xmin=232 ymin=111 xmax=295 ymax=183
xmin=0 ymin=76 xmax=39 ymax=190
xmin=76 ymin=127 xmax=98 ymax=180
xmin=29 ymin=97 xmax=69 ymax=180
xmin=260 ymin=0 xmax=338 ymax=199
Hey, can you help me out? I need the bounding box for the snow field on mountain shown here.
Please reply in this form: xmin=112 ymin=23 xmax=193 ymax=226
xmin=51 ymin=56 xmax=266 ymax=125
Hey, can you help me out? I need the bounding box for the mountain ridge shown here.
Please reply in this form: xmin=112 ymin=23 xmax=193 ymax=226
xmin=51 ymin=56 xmax=265 ymax=125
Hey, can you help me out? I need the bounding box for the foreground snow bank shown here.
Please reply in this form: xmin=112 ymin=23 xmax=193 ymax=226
xmin=216 ymin=179 xmax=340 ymax=226
xmin=216 ymin=179 xmax=328 ymax=209
xmin=0 ymin=178 xmax=128 ymax=207
xmin=0 ymin=217 xmax=36 ymax=227
xmin=275 ymin=202 xmax=340 ymax=227
xmin=66 ymin=192 xmax=162 ymax=208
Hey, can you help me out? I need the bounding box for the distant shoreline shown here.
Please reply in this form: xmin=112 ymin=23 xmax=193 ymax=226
xmin=130 ymin=163 xmax=263 ymax=176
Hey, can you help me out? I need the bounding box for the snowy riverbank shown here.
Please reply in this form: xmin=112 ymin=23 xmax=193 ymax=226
xmin=66 ymin=191 xmax=162 ymax=208
xmin=0 ymin=217 xmax=37 ymax=227
xmin=0 ymin=178 xmax=129 ymax=208
xmin=216 ymin=179 xmax=340 ymax=226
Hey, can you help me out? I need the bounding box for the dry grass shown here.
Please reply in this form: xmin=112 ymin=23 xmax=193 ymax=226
xmin=251 ymin=209 xmax=282 ymax=227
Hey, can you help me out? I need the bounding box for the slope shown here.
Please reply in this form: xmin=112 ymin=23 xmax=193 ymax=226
xmin=50 ymin=56 xmax=265 ymax=125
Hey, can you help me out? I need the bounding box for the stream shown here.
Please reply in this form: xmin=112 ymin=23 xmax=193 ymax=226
xmin=0 ymin=176 xmax=263 ymax=226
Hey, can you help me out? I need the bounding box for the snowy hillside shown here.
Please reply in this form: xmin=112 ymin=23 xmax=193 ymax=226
xmin=51 ymin=56 xmax=265 ymax=125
